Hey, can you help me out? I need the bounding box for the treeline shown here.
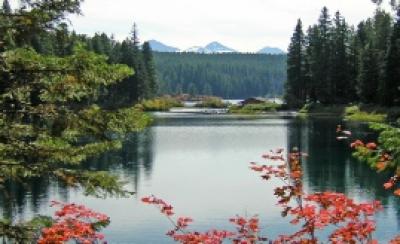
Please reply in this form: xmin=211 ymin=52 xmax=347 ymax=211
xmin=286 ymin=6 xmax=400 ymax=108
xmin=154 ymin=52 xmax=287 ymax=99
xmin=2 ymin=0 xmax=158 ymax=108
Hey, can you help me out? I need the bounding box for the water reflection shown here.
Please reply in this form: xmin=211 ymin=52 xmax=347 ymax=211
xmin=0 ymin=115 xmax=398 ymax=242
xmin=0 ymin=128 xmax=155 ymax=221
xmin=84 ymin=128 xmax=155 ymax=192
xmin=287 ymin=117 xmax=400 ymax=235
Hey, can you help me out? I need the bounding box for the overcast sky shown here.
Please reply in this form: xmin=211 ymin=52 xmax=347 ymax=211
xmin=13 ymin=0 xmax=392 ymax=52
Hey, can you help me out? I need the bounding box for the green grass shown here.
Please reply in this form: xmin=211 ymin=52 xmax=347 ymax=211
xmin=344 ymin=105 xmax=386 ymax=122
xmin=297 ymin=103 xmax=396 ymax=122
xmin=140 ymin=96 xmax=183 ymax=111
xmin=229 ymin=102 xmax=281 ymax=114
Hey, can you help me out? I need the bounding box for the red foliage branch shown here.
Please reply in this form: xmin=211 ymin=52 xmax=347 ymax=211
xmin=337 ymin=125 xmax=400 ymax=197
xmin=251 ymin=148 xmax=382 ymax=243
xmin=141 ymin=195 xmax=268 ymax=243
xmin=38 ymin=201 xmax=109 ymax=244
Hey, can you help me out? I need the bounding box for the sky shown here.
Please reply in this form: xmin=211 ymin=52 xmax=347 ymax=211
xmin=11 ymin=0 xmax=393 ymax=52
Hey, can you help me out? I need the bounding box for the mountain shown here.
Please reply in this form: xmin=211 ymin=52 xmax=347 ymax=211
xmin=257 ymin=47 xmax=286 ymax=55
xmin=184 ymin=42 xmax=237 ymax=53
xmin=204 ymin=42 xmax=237 ymax=53
xmin=184 ymin=46 xmax=210 ymax=53
xmin=147 ymin=40 xmax=180 ymax=52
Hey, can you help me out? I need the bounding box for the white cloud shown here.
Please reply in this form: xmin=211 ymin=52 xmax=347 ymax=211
xmin=12 ymin=0 xmax=394 ymax=51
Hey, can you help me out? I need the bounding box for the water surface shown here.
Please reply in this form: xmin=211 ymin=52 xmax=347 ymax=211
xmin=0 ymin=114 xmax=398 ymax=243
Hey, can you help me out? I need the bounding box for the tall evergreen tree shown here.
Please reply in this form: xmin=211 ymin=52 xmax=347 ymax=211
xmin=372 ymin=10 xmax=394 ymax=104
xmin=357 ymin=46 xmax=380 ymax=103
xmin=131 ymin=22 xmax=140 ymax=47
xmin=130 ymin=23 xmax=149 ymax=100
xmin=316 ymin=7 xmax=333 ymax=103
xmin=382 ymin=9 xmax=400 ymax=106
xmin=142 ymin=41 xmax=158 ymax=98
xmin=330 ymin=11 xmax=351 ymax=103
xmin=305 ymin=25 xmax=321 ymax=103
xmin=285 ymin=19 xmax=306 ymax=107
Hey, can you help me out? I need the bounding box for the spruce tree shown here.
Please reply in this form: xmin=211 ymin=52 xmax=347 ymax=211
xmin=130 ymin=23 xmax=149 ymax=100
xmin=382 ymin=9 xmax=400 ymax=106
xmin=330 ymin=11 xmax=350 ymax=103
xmin=285 ymin=19 xmax=306 ymax=107
xmin=142 ymin=41 xmax=158 ymax=98
xmin=305 ymin=25 xmax=322 ymax=103
xmin=357 ymin=46 xmax=380 ymax=103
xmin=316 ymin=7 xmax=333 ymax=103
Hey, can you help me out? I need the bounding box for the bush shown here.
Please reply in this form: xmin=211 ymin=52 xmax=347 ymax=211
xmin=141 ymin=97 xmax=183 ymax=111
xmin=229 ymin=102 xmax=281 ymax=114
xmin=344 ymin=105 xmax=387 ymax=123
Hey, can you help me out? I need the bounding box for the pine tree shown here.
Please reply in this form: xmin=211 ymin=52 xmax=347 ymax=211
xmin=0 ymin=1 xmax=151 ymax=239
xmin=130 ymin=23 xmax=149 ymax=100
xmin=330 ymin=11 xmax=351 ymax=103
xmin=131 ymin=22 xmax=140 ymax=47
xmin=316 ymin=7 xmax=333 ymax=103
xmin=347 ymin=27 xmax=360 ymax=102
xmin=305 ymin=25 xmax=321 ymax=103
xmin=382 ymin=9 xmax=400 ymax=106
xmin=142 ymin=41 xmax=158 ymax=98
xmin=285 ymin=19 xmax=306 ymax=108
xmin=357 ymin=46 xmax=380 ymax=103
xmin=372 ymin=10 xmax=394 ymax=105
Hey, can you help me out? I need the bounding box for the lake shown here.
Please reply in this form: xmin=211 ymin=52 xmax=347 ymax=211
xmin=0 ymin=113 xmax=399 ymax=243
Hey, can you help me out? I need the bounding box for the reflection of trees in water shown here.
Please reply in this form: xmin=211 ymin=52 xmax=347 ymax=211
xmin=0 ymin=128 xmax=155 ymax=220
xmin=84 ymin=128 xmax=155 ymax=192
xmin=0 ymin=177 xmax=70 ymax=220
xmin=287 ymin=118 xmax=400 ymax=223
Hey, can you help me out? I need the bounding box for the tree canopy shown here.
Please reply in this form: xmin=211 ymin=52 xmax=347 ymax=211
xmin=285 ymin=7 xmax=399 ymax=107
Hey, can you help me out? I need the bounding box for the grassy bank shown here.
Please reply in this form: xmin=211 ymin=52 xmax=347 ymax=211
xmin=229 ymin=102 xmax=281 ymax=114
xmin=140 ymin=96 xmax=183 ymax=111
xmin=298 ymin=103 xmax=400 ymax=122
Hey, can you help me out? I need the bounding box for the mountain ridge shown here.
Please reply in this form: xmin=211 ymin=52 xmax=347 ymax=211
xmin=147 ymin=40 xmax=286 ymax=54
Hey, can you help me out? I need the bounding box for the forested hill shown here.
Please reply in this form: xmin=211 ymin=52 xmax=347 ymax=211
xmin=153 ymin=52 xmax=287 ymax=99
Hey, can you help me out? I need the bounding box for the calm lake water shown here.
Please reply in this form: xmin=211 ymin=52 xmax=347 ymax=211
xmin=0 ymin=113 xmax=399 ymax=243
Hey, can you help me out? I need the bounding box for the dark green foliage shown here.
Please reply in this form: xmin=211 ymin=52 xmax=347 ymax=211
xmin=286 ymin=7 xmax=399 ymax=109
xmin=154 ymin=52 xmax=287 ymax=98
xmin=311 ymin=7 xmax=333 ymax=104
xmin=357 ymin=47 xmax=380 ymax=103
xmin=330 ymin=12 xmax=352 ymax=102
xmin=142 ymin=41 xmax=158 ymax=98
xmin=285 ymin=19 xmax=306 ymax=108
xmin=353 ymin=122 xmax=400 ymax=174
xmin=382 ymin=9 xmax=400 ymax=106
xmin=0 ymin=0 xmax=154 ymax=240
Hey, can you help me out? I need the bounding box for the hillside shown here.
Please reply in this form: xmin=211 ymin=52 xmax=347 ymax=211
xmin=153 ymin=52 xmax=287 ymax=99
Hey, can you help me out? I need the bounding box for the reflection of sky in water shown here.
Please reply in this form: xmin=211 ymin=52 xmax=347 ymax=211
xmin=0 ymin=114 xmax=398 ymax=243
